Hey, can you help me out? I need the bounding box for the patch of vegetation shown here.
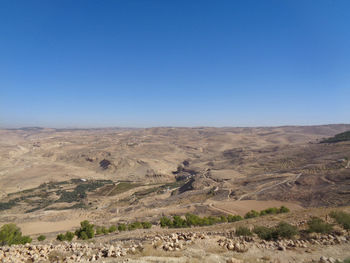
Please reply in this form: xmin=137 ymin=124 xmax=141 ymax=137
xmin=260 ymin=206 xmax=290 ymax=216
xmin=244 ymin=210 xmax=260 ymax=219
xmin=235 ymin=226 xmax=252 ymax=236
xmin=0 ymin=199 xmax=18 ymax=211
xmin=37 ymin=235 xmax=46 ymax=241
xmin=107 ymin=182 xmax=141 ymax=196
xmin=307 ymin=217 xmax=333 ymax=234
xmin=108 ymin=225 xmax=117 ymax=233
xmin=320 ymin=131 xmax=350 ymax=143
xmin=57 ymin=231 xmax=74 ymax=242
xmin=1 ymin=179 xmax=111 ymax=213
xmin=253 ymin=226 xmax=277 ymax=240
xmin=227 ymin=215 xmax=243 ymax=222
xmin=253 ymin=222 xmax=298 ymax=240
xmin=0 ymin=224 xmax=32 ymax=246
xmin=160 ymin=213 xmax=239 ymax=228
xmin=56 ymin=180 xmax=112 ymax=203
xmin=117 ymin=223 xmax=127 ymax=231
xmin=75 ymin=220 xmax=95 ymax=240
xmin=330 ymin=211 xmax=350 ymax=230
xmin=245 ymin=206 xmax=290 ymax=219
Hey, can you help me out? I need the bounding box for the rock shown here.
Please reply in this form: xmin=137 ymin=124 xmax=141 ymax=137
xmin=320 ymin=256 xmax=328 ymax=263
xmin=278 ymin=245 xmax=286 ymax=251
xmin=227 ymin=258 xmax=243 ymax=263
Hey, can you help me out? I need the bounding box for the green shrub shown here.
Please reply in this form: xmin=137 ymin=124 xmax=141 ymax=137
xmin=141 ymin=222 xmax=152 ymax=229
xmin=235 ymin=226 xmax=252 ymax=236
xmin=172 ymin=216 xmax=187 ymax=228
xmin=260 ymin=207 xmax=279 ymax=216
xmin=127 ymin=221 xmax=143 ymax=231
xmin=65 ymin=231 xmax=74 ymax=241
xmin=108 ymin=225 xmax=117 ymax=233
xmin=253 ymin=226 xmax=277 ymax=240
xmin=56 ymin=231 xmax=74 ymax=241
xmin=279 ymin=206 xmax=290 ymax=213
xmin=56 ymin=234 xmax=65 ymax=241
xmin=101 ymin=226 xmax=109 ymax=234
xmin=227 ymin=215 xmax=243 ymax=222
xmin=307 ymin=217 xmax=333 ymax=234
xmin=0 ymin=223 xmax=32 ymax=246
xmin=330 ymin=211 xmax=350 ymax=230
xmin=95 ymin=226 xmax=102 ymax=235
xmin=185 ymin=213 xmax=201 ymax=226
xmin=118 ymin=223 xmax=127 ymax=231
xmin=37 ymin=235 xmax=46 ymax=241
xmin=75 ymin=220 xmax=94 ymax=240
xmin=253 ymin=222 xmax=298 ymax=240
xmin=160 ymin=216 xmax=173 ymax=228
xmin=274 ymin=222 xmax=298 ymax=239
xmin=244 ymin=210 xmax=260 ymax=219
xmin=220 ymin=215 xmax=228 ymax=223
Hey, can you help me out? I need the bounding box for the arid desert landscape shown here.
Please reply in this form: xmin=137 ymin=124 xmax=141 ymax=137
xmin=1 ymin=124 xmax=350 ymax=262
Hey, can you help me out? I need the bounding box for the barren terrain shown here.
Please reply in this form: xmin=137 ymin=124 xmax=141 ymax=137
xmin=1 ymin=124 xmax=350 ymax=262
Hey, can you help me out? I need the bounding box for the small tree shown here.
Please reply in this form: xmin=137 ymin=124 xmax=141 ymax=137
xmin=75 ymin=220 xmax=94 ymax=240
xmin=275 ymin=222 xmax=298 ymax=239
xmin=65 ymin=231 xmax=74 ymax=241
xmin=37 ymin=235 xmax=46 ymax=241
xmin=227 ymin=215 xmax=243 ymax=222
xmin=307 ymin=217 xmax=333 ymax=234
xmin=118 ymin=223 xmax=127 ymax=231
xmin=253 ymin=226 xmax=277 ymax=240
xmin=160 ymin=216 xmax=172 ymax=228
xmin=108 ymin=225 xmax=117 ymax=233
xmin=141 ymin=222 xmax=152 ymax=229
xmin=244 ymin=210 xmax=259 ymax=219
xmin=279 ymin=206 xmax=290 ymax=213
xmin=330 ymin=211 xmax=350 ymax=230
xmin=235 ymin=226 xmax=252 ymax=236
xmin=0 ymin=223 xmax=32 ymax=246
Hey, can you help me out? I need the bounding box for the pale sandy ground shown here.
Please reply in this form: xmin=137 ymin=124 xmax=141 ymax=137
xmin=206 ymin=200 xmax=304 ymax=215
xmin=18 ymin=219 xmax=83 ymax=235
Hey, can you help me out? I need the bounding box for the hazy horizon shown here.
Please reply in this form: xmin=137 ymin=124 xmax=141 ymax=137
xmin=1 ymin=1 xmax=349 ymax=127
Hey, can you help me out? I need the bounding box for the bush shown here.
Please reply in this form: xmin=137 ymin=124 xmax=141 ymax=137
xmin=185 ymin=213 xmax=201 ymax=226
xmin=141 ymin=222 xmax=152 ymax=229
xmin=259 ymin=206 xmax=290 ymax=216
xmin=0 ymin=223 xmax=32 ymax=246
xmin=127 ymin=221 xmax=143 ymax=231
xmin=160 ymin=216 xmax=173 ymax=228
xmin=108 ymin=225 xmax=117 ymax=233
xmin=244 ymin=210 xmax=259 ymax=219
xmin=95 ymin=226 xmax=103 ymax=235
xmin=37 ymin=235 xmax=46 ymax=241
xmin=56 ymin=231 xmax=74 ymax=241
xmin=227 ymin=215 xmax=243 ymax=222
xmin=220 ymin=215 xmax=228 ymax=223
xmin=279 ymin=206 xmax=290 ymax=213
xmin=101 ymin=226 xmax=108 ymax=234
xmin=172 ymin=216 xmax=187 ymax=228
xmin=118 ymin=223 xmax=127 ymax=231
xmin=253 ymin=222 xmax=298 ymax=240
xmin=235 ymin=226 xmax=252 ymax=236
xmin=307 ymin=217 xmax=333 ymax=234
xmin=260 ymin=207 xmax=279 ymax=216
xmin=75 ymin=220 xmax=94 ymax=240
xmin=56 ymin=234 xmax=65 ymax=241
xmin=275 ymin=222 xmax=298 ymax=239
xmin=253 ymin=226 xmax=277 ymax=240
xmin=330 ymin=211 xmax=350 ymax=230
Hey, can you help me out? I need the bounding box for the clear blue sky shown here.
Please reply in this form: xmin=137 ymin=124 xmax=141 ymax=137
xmin=1 ymin=0 xmax=349 ymax=128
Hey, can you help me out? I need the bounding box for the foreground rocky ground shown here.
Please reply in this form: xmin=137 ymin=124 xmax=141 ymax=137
xmin=1 ymin=227 xmax=349 ymax=263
